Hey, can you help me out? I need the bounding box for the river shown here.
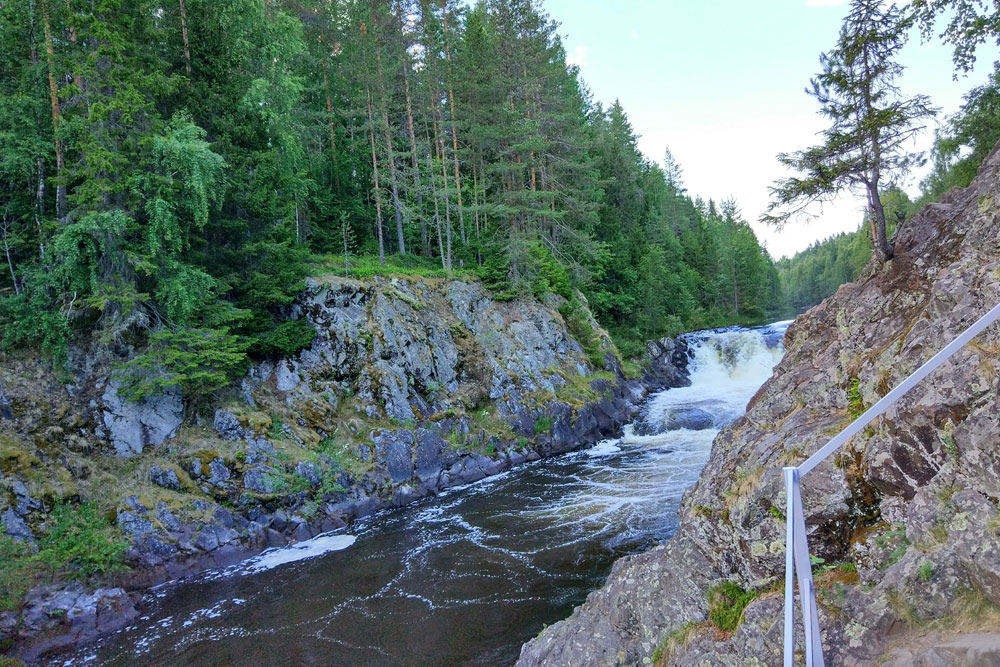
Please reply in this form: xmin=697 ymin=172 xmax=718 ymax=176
xmin=69 ymin=322 xmax=788 ymax=666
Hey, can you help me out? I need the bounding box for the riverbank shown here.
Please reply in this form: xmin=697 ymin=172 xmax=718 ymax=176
xmin=0 ymin=276 xmax=690 ymax=664
xmin=59 ymin=323 xmax=786 ymax=666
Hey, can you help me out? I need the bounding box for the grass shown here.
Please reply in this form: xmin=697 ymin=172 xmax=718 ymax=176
xmin=318 ymin=438 xmax=370 ymax=478
xmin=707 ymin=581 xmax=758 ymax=632
xmin=725 ymin=465 xmax=765 ymax=502
xmin=651 ymin=620 xmax=705 ymax=665
xmin=0 ymin=501 xmax=130 ymax=612
xmin=847 ymin=377 xmax=865 ymax=419
xmin=534 ymin=416 xmax=552 ymax=434
xmin=0 ymin=537 xmax=37 ymax=611
xmin=35 ymin=501 xmax=130 ymax=580
xmin=312 ymin=253 xmax=478 ymax=281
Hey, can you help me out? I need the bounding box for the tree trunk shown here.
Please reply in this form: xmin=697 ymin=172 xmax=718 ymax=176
xmin=371 ymin=0 xmax=405 ymax=255
xmin=40 ymin=0 xmax=66 ymax=221
xmin=366 ymin=86 xmax=386 ymax=265
xmin=866 ymin=183 xmax=893 ymax=262
xmin=321 ymin=55 xmax=341 ymax=193
xmin=433 ymin=110 xmax=452 ymax=271
xmin=424 ymin=122 xmax=446 ymax=270
xmin=860 ymin=39 xmax=893 ymax=263
xmin=441 ymin=0 xmax=466 ymax=245
xmin=178 ymin=0 xmax=192 ymax=76
xmin=1 ymin=212 xmax=19 ymax=295
xmin=399 ymin=25 xmax=427 ymax=256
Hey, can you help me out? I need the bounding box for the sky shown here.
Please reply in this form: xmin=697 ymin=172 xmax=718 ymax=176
xmin=541 ymin=0 xmax=999 ymax=259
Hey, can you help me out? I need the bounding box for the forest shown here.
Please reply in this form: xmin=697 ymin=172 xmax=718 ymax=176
xmin=5 ymin=0 xmax=1000 ymax=400
xmin=0 ymin=0 xmax=784 ymax=397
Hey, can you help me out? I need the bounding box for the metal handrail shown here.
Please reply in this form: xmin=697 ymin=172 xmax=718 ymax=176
xmin=782 ymin=301 xmax=1000 ymax=666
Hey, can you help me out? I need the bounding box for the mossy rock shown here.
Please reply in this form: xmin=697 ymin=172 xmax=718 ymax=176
xmin=0 ymin=435 xmax=40 ymax=474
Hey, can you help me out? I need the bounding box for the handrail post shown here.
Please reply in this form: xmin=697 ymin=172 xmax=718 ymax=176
xmin=783 ymin=467 xmax=825 ymax=666
xmin=783 ymin=467 xmax=796 ymax=667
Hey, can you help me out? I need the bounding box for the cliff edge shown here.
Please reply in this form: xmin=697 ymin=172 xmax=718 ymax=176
xmin=518 ymin=144 xmax=1000 ymax=665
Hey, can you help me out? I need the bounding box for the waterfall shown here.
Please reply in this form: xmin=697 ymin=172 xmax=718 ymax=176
xmin=631 ymin=321 xmax=789 ymax=440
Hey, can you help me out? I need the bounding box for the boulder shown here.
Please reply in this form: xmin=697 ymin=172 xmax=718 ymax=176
xmin=148 ymin=464 xmax=181 ymax=491
xmin=2 ymin=508 xmax=33 ymax=543
xmin=101 ymin=381 xmax=182 ymax=457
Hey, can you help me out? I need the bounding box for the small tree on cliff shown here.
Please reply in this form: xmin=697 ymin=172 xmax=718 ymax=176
xmin=763 ymin=0 xmax=936 ymax=263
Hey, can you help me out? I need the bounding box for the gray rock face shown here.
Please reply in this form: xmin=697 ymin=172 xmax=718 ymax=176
xmin=2 ymin=507 xmax=33 ymax=542
xmin=284 ymin=276 xmax=602 ymax=423
xmin=213 ymin=409 xmax=251 ymax=441
xmin=0 ymin=381 xmax=12 ymax=420
xmin=243 ymin=468 xmax=279 ymax=494
xmin=518 ymin=142 xmax=1000 ymax=665
xmin=663 ymin=407 xmax=715 ymax=431
xmin=101 ymin=381 xmax=182 ymax=457
xmin=15 ymin=584 xmax=137 ymax=662
xmin=373 ymin=430 xmax=415 ymax=483
xmin=148 ymin=465 xmax=181 ymax=491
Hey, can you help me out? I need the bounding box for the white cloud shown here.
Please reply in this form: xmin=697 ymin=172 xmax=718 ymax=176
xmin=566 ymin=44 xmax=589 ymax=67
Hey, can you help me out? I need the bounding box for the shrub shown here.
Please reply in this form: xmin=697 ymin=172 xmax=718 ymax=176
xmin=116 ymin=326 xmax=248 ymax=402
xmin=534 ymin=416 xmax=552 ymax=434
xmin=35 ymin=502 xmax=129 ymax=580
xmin=0 ymin=536 xmax=36 ymax=611
xmin=559 ymin=297 xmax=605 ymax=368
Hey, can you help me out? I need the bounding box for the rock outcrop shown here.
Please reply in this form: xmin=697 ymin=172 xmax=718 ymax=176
xmin=518 ymin=145 xmax=1000 ymax=664
xmin=0 ymin=274 xmax=689 ymax=663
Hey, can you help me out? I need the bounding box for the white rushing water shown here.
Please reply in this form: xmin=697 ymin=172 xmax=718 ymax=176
xmin=74 ymin=322 xmax=790 ymax=667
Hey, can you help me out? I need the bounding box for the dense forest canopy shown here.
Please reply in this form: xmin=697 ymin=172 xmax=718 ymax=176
xmin=0 ymin=0 xmax=782 ymax=397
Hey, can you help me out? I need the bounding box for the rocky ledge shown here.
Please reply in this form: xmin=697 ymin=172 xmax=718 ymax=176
xmin=518 ymin=144 xmax=1000 ymax=665
xmin=0 ymin=276 xmax=687 ymax=663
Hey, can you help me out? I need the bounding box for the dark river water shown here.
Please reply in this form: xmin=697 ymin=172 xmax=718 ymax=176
xmin=67 ymin=323 xmax=787 ymax=667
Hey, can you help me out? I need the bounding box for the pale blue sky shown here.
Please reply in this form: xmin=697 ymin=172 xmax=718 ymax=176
xmin=542 ymin=0 xmax=999 ymax=258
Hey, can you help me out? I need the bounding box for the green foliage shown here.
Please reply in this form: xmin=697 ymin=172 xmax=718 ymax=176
xmin=847 ymin=377 xmax=865 ymax=419
xmin=116 ymin=327 xmax=249 ymax=402
xmin=0 ymin=536 xmax=36 ymax=611
xmin=534 ymin=416 xmax=553 ymax=434
xmin=559 ymin=297 xmax=605 ymax=368
xmin=35 ymin=502 xmax=129 ymax=580
xmin=252 ymin=319 xmax=317 ymax=357
xmin=919 ymin=561 xmax=935 ymax=581
xmin=0 ymin=0 xmax=784 ymax=386
xmin=707 ymin=581 xmax=757 ymax=632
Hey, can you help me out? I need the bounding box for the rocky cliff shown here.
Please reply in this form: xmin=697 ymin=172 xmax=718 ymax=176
xmin=518 ymin=147 xmax=1000 ymax=665
xmin=0 ymin=274 xmax=685 ymax=662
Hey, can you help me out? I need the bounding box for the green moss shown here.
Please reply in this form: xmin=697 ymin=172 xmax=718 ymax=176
xmin=707 ymin=581 xmax=758 ymax=632
xmin=0 ymin=434 xmax=40 ymax=474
